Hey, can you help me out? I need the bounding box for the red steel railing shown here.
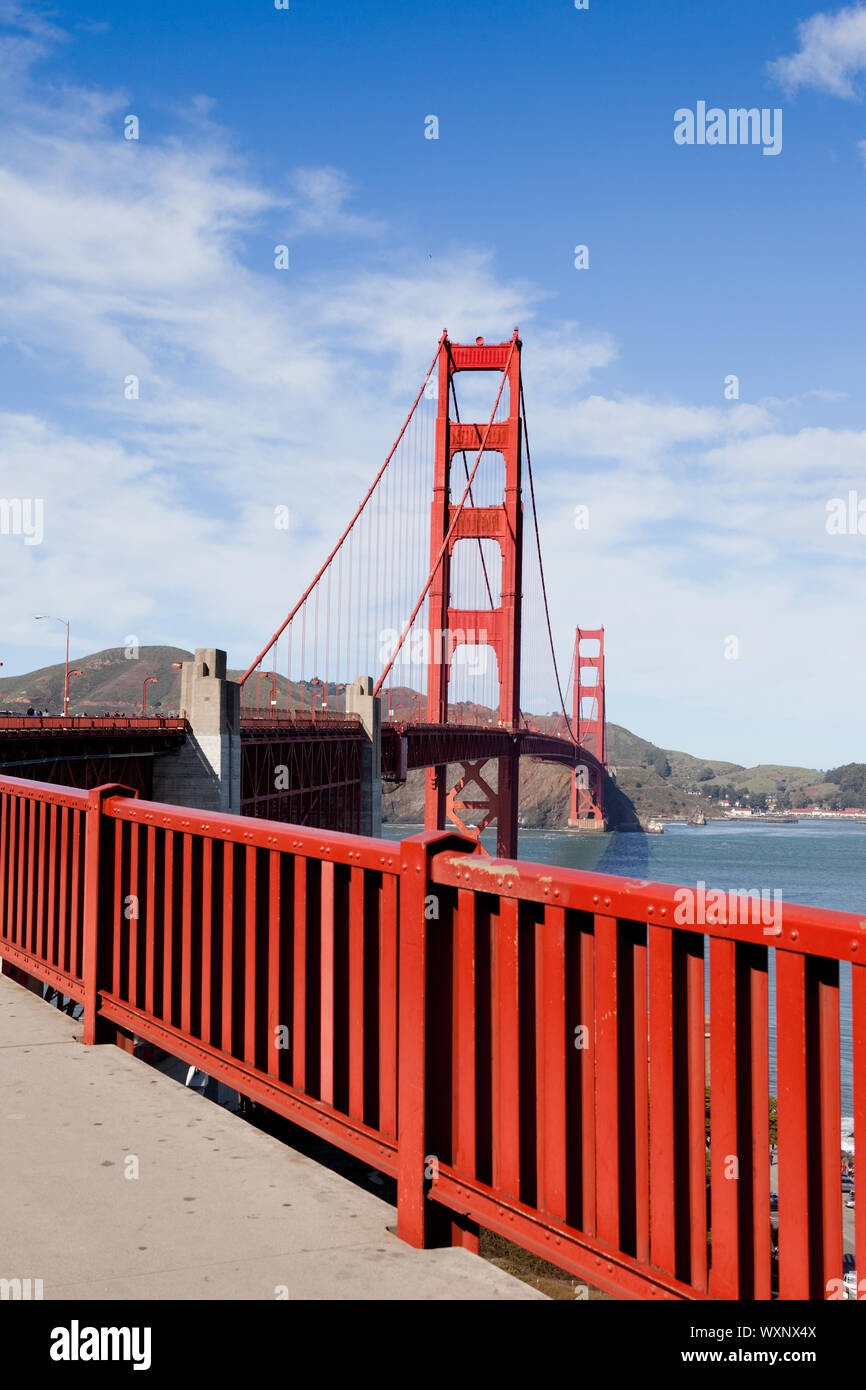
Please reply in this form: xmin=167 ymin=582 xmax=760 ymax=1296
xmin=0 ymin=716 xmax=186 ymax=732
xmin=0 ymin=773 xmax=862 ymax=1300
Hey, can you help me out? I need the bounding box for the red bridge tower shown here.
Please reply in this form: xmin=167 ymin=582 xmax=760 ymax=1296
xmin=425 ymin=332 xmax=523 ymax=858
xmin=569 ymin=626 xmax=607 ymax=827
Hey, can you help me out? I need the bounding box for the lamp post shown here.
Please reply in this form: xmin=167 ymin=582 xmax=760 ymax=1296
xmin=142 ymin=675 xmax=157 ymax=715
xmin=255 ymin=670 xmax=275 ymax=717
xmin=34 ymin=615 xmax=70 ymax=716
xmin=310 ymin=678 xmax=323 ymax=718
xmin=65 ymin=668 xmax=83 ymax=711
xmin=170 ymin=663 xmax=183 ymax=718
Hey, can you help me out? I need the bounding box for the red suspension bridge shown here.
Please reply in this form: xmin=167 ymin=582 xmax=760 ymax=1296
xmin=4 ymin=331 xmax=859 ymax=1304
xmin=0 ymin=331 xmax=608 ymax=851
xmin=236 ymin=329 xmax=606 ymax=853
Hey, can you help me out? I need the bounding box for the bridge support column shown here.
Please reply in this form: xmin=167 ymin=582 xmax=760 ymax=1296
xmin=424 ymin=332 xmax=524 ymax=858
xmin=345 ymin=676 xmax=382 ymax=837
xmin=151 ymin=648 xmax=240 ymax=813
xmin=568 ymin=627 xmax=607 ymax=830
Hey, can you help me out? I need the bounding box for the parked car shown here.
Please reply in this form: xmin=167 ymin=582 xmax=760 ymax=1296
xmin=841 ymin=1176 xmax=855 ymax=1192
xmin=846 ymin=1192 xmax=855 ymax=1208
xmin=770 ymin=1192 xmax=779 ymax=1211
xmin=843 ymin=1253 xmax=858 ymax=1299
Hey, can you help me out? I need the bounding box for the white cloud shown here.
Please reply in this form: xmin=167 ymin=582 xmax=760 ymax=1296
xmin=768 ymin=4 xmax=866 ymax=99
xmin=287 ymin=167 xmax=384 ymax=237
xmin=1 ymin=8 xmax=866 ymax=765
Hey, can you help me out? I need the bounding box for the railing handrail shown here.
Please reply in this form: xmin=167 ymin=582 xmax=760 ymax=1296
xmin=103 ymin=791 xmax=399 ymax=871
xmin=429 ymin=849 xmax=866 ymax=964
xmin=0 ymin=772 xmax=92 ymax=807
xmin=0 ymin=716 xmax=185 ymax=732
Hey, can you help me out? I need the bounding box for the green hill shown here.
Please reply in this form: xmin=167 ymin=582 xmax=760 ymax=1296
xmin=0 ymin=647 xmax=853 ymax=825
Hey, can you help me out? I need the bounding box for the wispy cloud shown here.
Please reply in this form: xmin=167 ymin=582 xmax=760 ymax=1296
xmin=768 ymin=4 xmax=866 ymax=99
xmin=1 ymin=5 xmax=865 ymax=764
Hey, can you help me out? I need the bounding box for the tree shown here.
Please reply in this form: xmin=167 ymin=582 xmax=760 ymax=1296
xmin=645 ymin=748 xmax=672 ymax=779
xmin=826 ymin=763 xmax=866 ymax=808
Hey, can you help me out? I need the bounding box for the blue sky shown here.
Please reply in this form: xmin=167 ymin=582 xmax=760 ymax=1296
xmin=1 ymin=0 xmax=866 ymax=768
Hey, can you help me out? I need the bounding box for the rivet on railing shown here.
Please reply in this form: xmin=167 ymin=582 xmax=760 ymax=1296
xmin=593 ymin=895 xmax=599 ymax=904
xmin=790 ymin=930 xmax=799 ymax=942
xmin=660 ymin=908 xmax=667 ymax=917
xmin=647 ymin=905 xmax=654 ymax=913
xmin=851 ymin=941 xmax=859 ymax=952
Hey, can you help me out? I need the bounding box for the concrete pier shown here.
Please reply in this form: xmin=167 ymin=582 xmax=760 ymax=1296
xmin=151 ymin=648 xmax=240 ymax=813
xmin=344 ymin=676 xmax=383 ymax=837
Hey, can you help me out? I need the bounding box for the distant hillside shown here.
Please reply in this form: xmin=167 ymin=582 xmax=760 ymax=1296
xmin=0 ymin=646 xmax=849 ymax=826
xmin=0 ymin=646 xmax=194 ymax=715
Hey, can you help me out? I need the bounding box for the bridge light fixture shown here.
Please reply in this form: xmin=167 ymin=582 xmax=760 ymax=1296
xmin=256 ymin=669 xmax=277 ymax=717
xmin=142 ymin=675 xmax=158 ymax=715
xmin=65 ymin=668 xmax=83 ymax=709
xmin=34 ymin=615 xmax=71 ymax=717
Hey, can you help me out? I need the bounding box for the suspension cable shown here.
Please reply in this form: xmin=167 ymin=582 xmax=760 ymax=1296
xmin=373 ymin=335 xmax=518 ymax=696
xmin=238 ymin=335 xmax=446 ymax=685
xmin=519 ymin=369 xmax=576 ymax=743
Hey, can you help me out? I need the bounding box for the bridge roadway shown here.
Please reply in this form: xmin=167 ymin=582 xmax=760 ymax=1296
xmin=0 ymin=714 xmax=590 ymax=836
xmin=0 ymin=716 xmax=186 ymax=797
xmin=0 ymin=972 xmax=544 ymax=1301
xmin=0 ymin=715 xmax=584 ymax=777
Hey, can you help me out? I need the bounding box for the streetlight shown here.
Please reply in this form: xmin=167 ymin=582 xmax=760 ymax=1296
xmin=66 ymin=668 xmax=83 ymax=711
xmin=310 ymin=677 xmax=323 ymax=718
xmin=34 ymin=615 xmax=70 ymax=716
xmin=170 ymin=663 xmax=183 ymax=717
xmin=255 ymin=670 xmax=276 ymax=717
xmin=142 ymin=675 xmax=157 ymax=715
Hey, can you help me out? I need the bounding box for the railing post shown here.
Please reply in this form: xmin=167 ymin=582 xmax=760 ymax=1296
xmin=396 ymin=828 xmax=480 ymax=1249
xmin=82 ymin=783 xmax=138 ymax=1045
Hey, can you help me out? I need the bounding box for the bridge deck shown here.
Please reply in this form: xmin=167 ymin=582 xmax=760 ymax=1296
xmin=0 ymin=973 xmax=543 ymax=1301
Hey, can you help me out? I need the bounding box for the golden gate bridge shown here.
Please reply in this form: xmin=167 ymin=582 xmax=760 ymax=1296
xmin=1 ymin=332 xmax=857 ymax=1304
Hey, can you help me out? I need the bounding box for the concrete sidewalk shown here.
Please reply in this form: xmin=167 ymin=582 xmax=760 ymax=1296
xmin=0 ymin=975 xmax=545 ymax=1300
